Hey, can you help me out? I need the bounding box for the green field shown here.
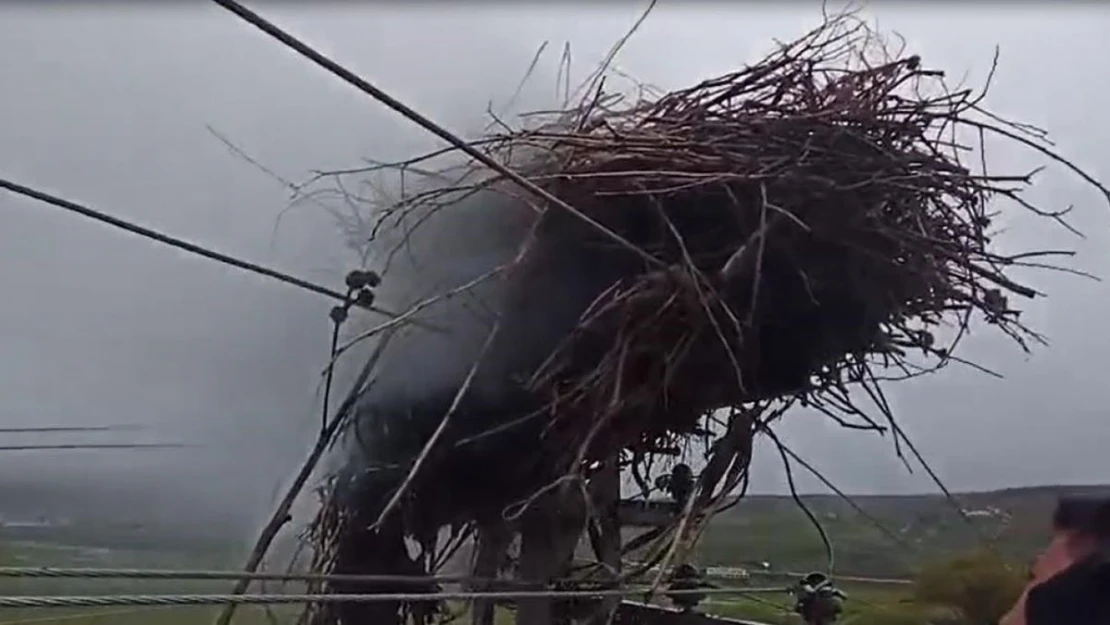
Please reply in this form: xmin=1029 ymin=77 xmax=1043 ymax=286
xmin=0 ymin=539 xmax=923 ymax=625
xmin=689 ymin=484 xmax=1110 ymax=577
xmin=2 ymin=483 xmax=1094 ymax=624
xmin=0 ymin=538 xmax=930 ymax=625
xmin=0 ymin=541 xmax=285 ymax=625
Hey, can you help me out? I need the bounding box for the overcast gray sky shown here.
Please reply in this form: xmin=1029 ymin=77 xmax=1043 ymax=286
xmin=1 ymin=4 xmax=1108 ymax=538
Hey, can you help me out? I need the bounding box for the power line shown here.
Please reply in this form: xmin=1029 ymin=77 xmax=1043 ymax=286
xmin=0 ymin=426 xmax=140 ymax=434
xmin=745 ymin=571 xmax=911 ymax=586
xmin=773 ymin=441 xmax=918 ymax=554
xmin=0 ymin=565 xmax=913 ymax=587
xmin=0 ymin=177 xmax=402 ymax=321
xmin=0 ymin=567 xmax=480 ymax=584
xmin=0 ymin=587 xmax=788 ymax=610
xmin=0 ymin=444 xmax=187 ymax=451
xmin=208 ymin=0 xmax=663 ymax=270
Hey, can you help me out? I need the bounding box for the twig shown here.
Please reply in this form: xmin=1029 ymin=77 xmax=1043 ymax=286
xmin=775 ymin=438 xmax=918 ymax=554
xmin=327 ymin=264 xmax=508 ymax=369
xmin=213 ymin=327 xmax=398 ymax=625
xmin=210 ymin=0 xmax=665 ymax=270
xmin=762 ymin=426 xmax=835 ymax=575
xmin=370 ymin=318 xmax=502 ymax=530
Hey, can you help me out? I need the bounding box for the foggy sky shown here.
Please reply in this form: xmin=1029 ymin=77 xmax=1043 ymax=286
xmin=1 ymin=4 xmax=1109 ymax=539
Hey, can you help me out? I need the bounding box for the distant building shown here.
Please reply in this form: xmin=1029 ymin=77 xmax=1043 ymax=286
xmin=962 ymin=506 xmax=1009 ymax=520
xmin=0 ymin=514 xmax=71 ymax=529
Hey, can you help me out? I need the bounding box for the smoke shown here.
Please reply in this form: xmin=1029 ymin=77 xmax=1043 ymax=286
xmin=266 ymin=62 xmax=593 ymax=562
xmin=0 ymin=5 xmax=619 ymax=552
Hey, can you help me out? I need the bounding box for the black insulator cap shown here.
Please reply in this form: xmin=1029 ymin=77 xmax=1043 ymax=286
xmin=362 ymin=270 xmax=382 ymax=288
xmin=329 ymin=305 xmax=349 ymax=324
xmin=345 ymin=269 xmax=382 ymax=290
xmin=354 ymin=289 xmax=376 ymax=308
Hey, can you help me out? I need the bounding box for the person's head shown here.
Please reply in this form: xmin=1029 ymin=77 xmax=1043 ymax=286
xmin=1049 ymin=496 xmax=1110 ymax=560
xmin=1021 ymin=499 xmax=1110 ymax=625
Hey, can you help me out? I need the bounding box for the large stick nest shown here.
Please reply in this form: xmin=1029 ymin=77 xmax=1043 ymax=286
xmin=301 ymin=12 xmax=1108 ymax=624
xmin=360 ymin=15 xmax=1106 ymax=466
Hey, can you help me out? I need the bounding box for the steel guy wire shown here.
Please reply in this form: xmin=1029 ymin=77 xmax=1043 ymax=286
xmin=0 ymin=177 xmax=408 ymax=324
xmin=0 ymin=587 xmax=790 ymax=610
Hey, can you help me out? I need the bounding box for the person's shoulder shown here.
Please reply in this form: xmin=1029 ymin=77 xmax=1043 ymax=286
xmin=1026 ymin=558 xmax=1110 ymax=625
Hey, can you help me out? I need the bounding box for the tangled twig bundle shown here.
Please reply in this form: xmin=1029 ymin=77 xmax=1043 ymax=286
xmin=300 ymin=12 xmax=1109 ymax=624
xmin=384 ymin=16 xmax=1108 ymax=464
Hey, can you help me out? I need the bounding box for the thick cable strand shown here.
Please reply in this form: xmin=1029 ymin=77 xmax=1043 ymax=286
xmin=0 ymin=587 xmax=788 ymax=609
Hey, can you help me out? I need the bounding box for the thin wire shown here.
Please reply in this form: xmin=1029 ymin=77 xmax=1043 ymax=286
xmin=321 ymin=312 xmax=343 ymax=436
xmin=762 ymin=427 xmax=834 ymax=577
xmin=774 ymin=440 xmax=918 ymax=554
xmin=209 ymin=0 xmax=664 ymax=270
xmin=0 ymin=177 xmax=405 ymax=322
xmin=703 ymin=592 xmax=794 ymax=614
xmin=0 ymin=565 xmax=913 ymax=587
xmin=0 ymin=567 xmax=477 ymax=584
xmin=0 ymin=444 xmax=187 ymax=451
xmin=0 ymin=426 xmax=140 ymax=433
xmin=0 ymin=587 xmax=788 ymax=609
xmin=214 ymin=327 xmax=398 ymax=625
xmin=743 ymin=570 xmax=911 ymax=586
xmin=887 ymin=416 xmax=996 ymax=547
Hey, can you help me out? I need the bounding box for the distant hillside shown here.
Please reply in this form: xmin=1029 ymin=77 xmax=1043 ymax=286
xmin=0 ymin=477 xmax=251 ymax=554
xmin=695 ymin=484 xmax=1110 ymax=578
xmin=4 ymin=480 xmax=1108 ymax=578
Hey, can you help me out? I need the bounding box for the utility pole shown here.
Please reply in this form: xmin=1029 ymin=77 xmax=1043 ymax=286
xmin=482 ymin=457 xmax=847 ymax=625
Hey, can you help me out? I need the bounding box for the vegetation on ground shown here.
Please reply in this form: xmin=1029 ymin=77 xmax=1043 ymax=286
xmin=0 ymin=483 xmax=1084 ymax=624
xmin=912 ymin=550 xmax=1026 ymax=625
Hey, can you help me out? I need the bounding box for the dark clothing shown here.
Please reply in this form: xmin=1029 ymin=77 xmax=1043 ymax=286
xmin=1027 ymin=555 xmax=1110 ymax=625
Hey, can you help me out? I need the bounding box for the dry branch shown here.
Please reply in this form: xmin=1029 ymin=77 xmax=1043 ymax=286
xmin=299 ymin=12 xmax=1109 ymax=625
